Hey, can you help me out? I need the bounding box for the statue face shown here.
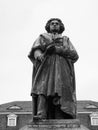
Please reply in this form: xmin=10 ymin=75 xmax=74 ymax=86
xmin=49 ymin=20 xmax=60 ymax=34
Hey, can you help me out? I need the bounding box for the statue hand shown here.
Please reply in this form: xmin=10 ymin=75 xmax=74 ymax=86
xmin=37 ymin=54 xmax=44 ymax=62
xmin=46 ymin=44 xmax=55 ymax=54
xmin=34 ymin=50 xmax=44 ymax=62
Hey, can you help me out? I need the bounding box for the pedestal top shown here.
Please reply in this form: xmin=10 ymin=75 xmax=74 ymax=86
xmin=19 ymin=119 xmax=90 ymax=130
xmin=29 ymin=119 xmax=80 ymax=128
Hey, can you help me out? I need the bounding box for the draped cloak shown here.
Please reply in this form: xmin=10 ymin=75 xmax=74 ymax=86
xmin=28 ymin=33 xmax=79 ymax=118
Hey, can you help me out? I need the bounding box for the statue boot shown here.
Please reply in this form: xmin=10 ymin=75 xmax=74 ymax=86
xmin=33 ymin=94 xmax=47 ymax=120
xmin=32 ymin=94 xmax=38 ymax=121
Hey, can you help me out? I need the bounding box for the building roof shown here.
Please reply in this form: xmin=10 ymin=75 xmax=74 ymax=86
xmin=0 ymin=101 xmax=32 ymax=113
xmin=0 ymin=100 xmax=98 ymax=114
xmin=77 ymin=100 xmax=98 ymax=113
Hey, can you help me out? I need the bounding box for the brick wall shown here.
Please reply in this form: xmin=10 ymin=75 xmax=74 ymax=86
xmin=90 ymin=126 xmax=98 ymax=130
xmin=0 ymin=115 xmax=7 ymax=130
xmin=0 ymin=113 xmax=98 ymax=130
xmin=77 ymin=113 xmax=90 ymax=128
xmin=0 ymin=114 xmax=32 ymax=130
xmin=77 ymin=113 xmax=98 ymax=130
xmin=17 ymin=114 xmax=32 ymax=129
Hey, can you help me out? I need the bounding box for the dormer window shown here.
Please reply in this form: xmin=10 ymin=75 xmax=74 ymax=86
xmin=90 ymin=113 xmax=98 ymax=126
xmin=7 ymin=105 xmax=22 ymax=110
xmin=85 ymin=104 xmax=98 ymax=109
xmin=7 ymin=113 xmax=17 ymax=126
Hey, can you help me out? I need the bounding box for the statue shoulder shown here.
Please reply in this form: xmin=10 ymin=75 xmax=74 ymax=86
xmin=40 ymin=33 xmax=52 ymax=44
xmin=40 ymin=33 xmax=51 ymax=39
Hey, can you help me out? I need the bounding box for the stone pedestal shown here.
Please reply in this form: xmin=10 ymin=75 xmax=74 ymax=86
xmin=20 ymin=119 xmax=90 ymax=130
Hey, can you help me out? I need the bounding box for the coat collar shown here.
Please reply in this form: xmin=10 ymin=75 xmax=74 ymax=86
xmin=49 ymin=33 xmax=62 ymax=40
xmin=41 ymin=33 xmax=62 ymax=41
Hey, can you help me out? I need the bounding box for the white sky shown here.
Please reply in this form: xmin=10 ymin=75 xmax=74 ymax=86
xmin=0 ymin=0 xmax=98 ymax=104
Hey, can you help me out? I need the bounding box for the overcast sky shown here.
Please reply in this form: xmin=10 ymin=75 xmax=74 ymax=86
xmin=0 ymin=0 xmax=98 ymax=104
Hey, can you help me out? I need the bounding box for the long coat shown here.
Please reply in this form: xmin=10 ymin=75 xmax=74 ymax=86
xmin=28 ymin=33 xmax=79 ymax=118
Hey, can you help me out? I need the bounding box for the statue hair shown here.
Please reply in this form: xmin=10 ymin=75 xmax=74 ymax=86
xmin=45 ymin=18 xmax=65 ymax=34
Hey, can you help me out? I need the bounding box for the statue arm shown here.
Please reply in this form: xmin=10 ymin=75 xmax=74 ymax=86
xmin=28 ymin=36 xmax=44 ymax=63
xmin=65 ymin=38 xmax=79 ymax=63
xmin=55 ymin=37 xmax=79 ymax=63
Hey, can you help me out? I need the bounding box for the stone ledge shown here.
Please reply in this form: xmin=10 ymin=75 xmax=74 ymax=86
xmin=28 ymin=119 xmax=80 ymax=129
xmin=20 ymin=119 xmax=90 ymax=130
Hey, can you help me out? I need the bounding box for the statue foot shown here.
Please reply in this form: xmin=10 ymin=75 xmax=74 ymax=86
xmin=33 ymin=115 xmax=46 ymax=121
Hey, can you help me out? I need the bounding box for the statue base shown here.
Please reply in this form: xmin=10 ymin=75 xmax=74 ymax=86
xmin=20 ymin=119 xmax=90 ymax=130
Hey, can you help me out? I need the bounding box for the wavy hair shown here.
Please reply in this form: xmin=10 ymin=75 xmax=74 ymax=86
xmin=45 ymin=18 xmax=65 ymax=34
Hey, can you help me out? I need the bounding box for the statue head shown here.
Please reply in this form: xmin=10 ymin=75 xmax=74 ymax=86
xmin=45 ymin=18 xmax=65 ymax=34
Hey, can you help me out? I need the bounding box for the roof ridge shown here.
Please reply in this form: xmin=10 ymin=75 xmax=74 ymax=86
xmin=0 ymin=101 xmax=32 ymax=106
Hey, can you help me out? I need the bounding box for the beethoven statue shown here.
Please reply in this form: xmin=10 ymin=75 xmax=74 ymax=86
xmin=28 ymin=18 xmax=79 ymax=120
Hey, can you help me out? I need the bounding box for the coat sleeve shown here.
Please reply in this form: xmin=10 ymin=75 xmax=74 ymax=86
xmin=66 ymin=38 xmax=79 ymax=63
xmin=28 ymin=36 xmax=43 ymax=63
xmin=62 ymin=36 xmax=79 ymax=63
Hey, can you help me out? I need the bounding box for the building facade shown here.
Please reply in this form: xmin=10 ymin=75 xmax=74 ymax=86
xmin=0 ymin=100 xmax=98 ymax=130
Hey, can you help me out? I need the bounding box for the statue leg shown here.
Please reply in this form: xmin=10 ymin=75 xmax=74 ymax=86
xmin=32 ymin=94 xmax=38 ymax=120
xmin=54 ymin=105 xmax=65 ymax=119
xmin=55 ymin=105 xmax=74 ymax=119
xmin=36 ymin=94 xmax=47 ymax=119
xmin=53 ymin=94 xmax=73 ymax=119
xmin=47 ymin=96 xmax=55 ymax=119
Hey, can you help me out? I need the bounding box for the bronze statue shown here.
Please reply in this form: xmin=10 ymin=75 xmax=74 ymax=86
xmin=28 ymin=18 xmax=79 ymax=120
